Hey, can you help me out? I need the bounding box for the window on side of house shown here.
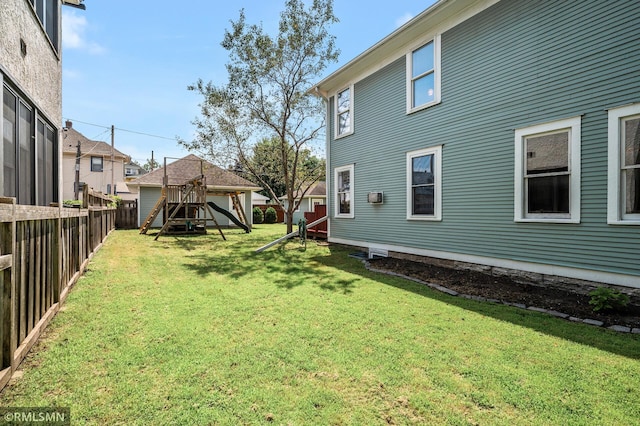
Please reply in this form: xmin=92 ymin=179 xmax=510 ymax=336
xmin=31 ymin=0 xmax=59 ymax=53
xmin=36 ymin=119 xmax=57 ymax=206
xmin=514 ymin=117 xmax=581 ymax=223
xmin=2 ymin=83 xmax=58 ymax=206
xmin=335 ymin=85 xmax=353 ymax=138
xmin=334 ymin=164 xmax=354 ymax=218
xmin=406 ymin=35 xmax=441 ymax=114
xmin=3 ymin=86 xmax=17 ymax=199
xmin=608 ymin=103 xmax=640 ymax=224
xmin=18 ymin=102 xmax=35 ymax=205
xmin=406 ymin=146 xmax=442 ymax=221
xmin=91 ymin=156 xmax=103 ymax=172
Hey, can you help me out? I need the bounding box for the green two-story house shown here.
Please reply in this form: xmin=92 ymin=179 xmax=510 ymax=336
xmin=313 ymin=0 xmax=640 ymax=288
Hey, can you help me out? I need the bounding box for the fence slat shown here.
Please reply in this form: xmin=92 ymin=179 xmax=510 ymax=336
xmin=34 ymin=221 xmax=41 ymax=329
xmin=18 ymin=223 xmax=27 ymax=343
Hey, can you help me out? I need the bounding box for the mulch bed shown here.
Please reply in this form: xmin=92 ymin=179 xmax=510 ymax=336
xmin=368 ymin=257 xmax=640 ymax=330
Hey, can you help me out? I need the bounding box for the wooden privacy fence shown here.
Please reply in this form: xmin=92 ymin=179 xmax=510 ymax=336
xmin=254 ymin=204 xmax=285 ymax=223
xmin=116 ymin=200 xmax=138 ymax=229
xmin=0 ymin=192 xmax=115 ymax=391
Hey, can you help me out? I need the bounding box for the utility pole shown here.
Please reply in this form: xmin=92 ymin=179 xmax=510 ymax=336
xmin=111 ymin=125 xmax=115 ymax=195
xmin=74 ymin=141 xmax=81 ymax=200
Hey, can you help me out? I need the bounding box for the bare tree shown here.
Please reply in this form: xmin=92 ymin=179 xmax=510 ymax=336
xmin=181 ymin=0 xmax=338 ymax=233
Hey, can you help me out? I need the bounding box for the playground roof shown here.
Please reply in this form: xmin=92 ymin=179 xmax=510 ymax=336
xmin=129 ymin=154 xmax=261 ymax=191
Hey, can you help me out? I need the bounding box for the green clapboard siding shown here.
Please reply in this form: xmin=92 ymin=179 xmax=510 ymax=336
xmin=328 ymin=0 xmax=640 ymax=279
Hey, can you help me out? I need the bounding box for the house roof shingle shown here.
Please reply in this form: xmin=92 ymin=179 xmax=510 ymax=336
xmin=281 ymin=181 xmax=327 ymax=200
xmin=62 ymin=127 xmax=129 ymax=160
xmin=130 ymin=154 xmax=261 ymax=190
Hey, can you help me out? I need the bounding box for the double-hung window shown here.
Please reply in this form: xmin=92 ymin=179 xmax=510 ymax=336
xmin=335 ymin=86 xmax=353 ymax=138
xmin=407 ymin=146 xmax=442 ymax=221
xmin=334 ymin=164 xmax=354 ymax=218
xmin=406 ymin=35 xmax=441 ymax=113
xmin=91 ymin=156 xmax=103 ymax=172
xmin=608 ymin=103 xmax=640 ymax=224
xmin=514 ymin=117 xmax=581 ymax=223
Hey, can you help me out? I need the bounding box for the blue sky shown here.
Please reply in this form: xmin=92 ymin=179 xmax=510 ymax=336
xmin=61 ymin=0 xmax=436 ymax=166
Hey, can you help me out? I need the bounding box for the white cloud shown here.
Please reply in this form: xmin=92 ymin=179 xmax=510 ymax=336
xmin=63 ymin=68 xmax=82 ymax=79
xmin=395 ymin=12 xmax=414 ymax=28
xmin=62 ymin=10 xmax=106 ymax=54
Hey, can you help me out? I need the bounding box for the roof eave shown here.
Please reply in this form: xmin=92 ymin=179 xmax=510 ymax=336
xmin=311 ymin=0 xmax=484 ymax=95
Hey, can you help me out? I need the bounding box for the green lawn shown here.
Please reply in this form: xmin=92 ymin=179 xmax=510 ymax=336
xmin=1 ymin=225 xmax=639 ymax=425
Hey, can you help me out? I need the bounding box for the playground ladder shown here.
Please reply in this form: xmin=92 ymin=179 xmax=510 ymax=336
xmin=154 ymin=184 xmax=196 ymax=240
xmin=140 ymin=194 xmax=166 ymax=234
xmin=230 ymin=192 xmax=249 ymax=228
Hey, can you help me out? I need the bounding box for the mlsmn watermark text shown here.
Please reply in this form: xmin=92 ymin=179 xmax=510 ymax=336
xmin=0 ymin=407 xmax=70 ymax=425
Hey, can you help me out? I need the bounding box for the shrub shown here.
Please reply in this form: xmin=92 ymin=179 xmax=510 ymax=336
xmin=588 ymin=287 xmax=630 ymax=312
xmin=108 ymin=195 xmax=122 ymax=208
xmin=264 ymin=207 xmax=277 ymax=224
xmin=63 ymin=200 xmax=82 ymax=207
xmin=253 ymin=207 xmax=264 ymax=224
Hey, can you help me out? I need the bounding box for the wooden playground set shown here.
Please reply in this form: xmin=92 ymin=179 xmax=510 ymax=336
xmin=139 ymin=173 xmax=250 ymax=241
xmin=137 ymin=156 xmax=328 ymax=250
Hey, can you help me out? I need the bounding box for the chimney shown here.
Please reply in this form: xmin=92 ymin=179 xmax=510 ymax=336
xmin=65 ymin=120 xmax=73 ymax=129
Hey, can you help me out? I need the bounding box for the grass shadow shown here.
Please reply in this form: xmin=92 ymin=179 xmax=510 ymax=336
xmin=316 ymin=246 xmax=640 ymax=360
xmin=170 ymin=233 xmax=356 ymax=295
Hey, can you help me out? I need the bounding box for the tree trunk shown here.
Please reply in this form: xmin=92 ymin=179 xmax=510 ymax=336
xmin=286 ymin=205 xmax=294 ymax=234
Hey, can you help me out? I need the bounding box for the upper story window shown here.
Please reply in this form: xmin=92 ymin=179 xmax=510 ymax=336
xmin=91 ymin=156 xmax=103 ymax=172
xmin=406 ymin=146 xmax=442 ymax=221
xmin=514 ymin=117 xmax=581 ymax=223
xmin=334 ymin=164 xmax=354 ymax=218
xmin=335 ymin=86 xmax=353 ymax=138
xmin=608 ymin=103 xmax=640 ymax=225
xmin=30 ymin=0 xmax=59 ymax=53
xmin=406 ymin=35 xmax=441 ymax=114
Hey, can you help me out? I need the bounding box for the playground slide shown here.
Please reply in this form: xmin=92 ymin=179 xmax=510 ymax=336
xmin=206 ymin=201 xmax=250 ymax=233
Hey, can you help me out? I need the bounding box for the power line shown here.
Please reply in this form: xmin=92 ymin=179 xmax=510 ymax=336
xmin=64 ymin=117 xmax=181 ymax=142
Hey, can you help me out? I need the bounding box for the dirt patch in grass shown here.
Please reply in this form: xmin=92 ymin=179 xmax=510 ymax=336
xmin=369 ymin=257 xmax=640 ymax=329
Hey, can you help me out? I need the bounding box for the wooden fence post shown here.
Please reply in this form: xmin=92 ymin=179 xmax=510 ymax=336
xmin=0 ymin=197 xmax=16 ymax=388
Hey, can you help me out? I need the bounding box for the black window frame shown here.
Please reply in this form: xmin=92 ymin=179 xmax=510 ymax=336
xmin=30 ymin=0 xmax=60 ymax=54
xmin=2 ymin=82 xmax=59 ymax=206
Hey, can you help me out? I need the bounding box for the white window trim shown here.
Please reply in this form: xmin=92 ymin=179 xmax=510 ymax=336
xmin=514 ymin=116 xmax=581 ymax=223
xmin=608 ymin=103 xmax=640 ymax=225
xmin=334 ymin=164 xmax=354 ymax=219
xmin=406 ymin=34 xmax=442 ymax=115
xmin=406 ymin=145 xmax=442 ymax=221
xmin=334 ymin=85 xmax=354 ymax=139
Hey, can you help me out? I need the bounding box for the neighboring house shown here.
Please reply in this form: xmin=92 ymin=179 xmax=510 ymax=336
xmin=61 ymin=121 xmax=131 ymax=200
xmin=125 ymin=162 xmax=147 ymax=180
xmin=252 ymin=192 xmax=270 ymax=205
xmin=115 ymin=181 xmax=137 ymax=202
xmin=128 ymin=154 xmax=261 ymax=229
xmin=0 ymin=0 xmax=84 ymax=205
xmin=281 ymin=181 xmax=326 ymax=224
xmin=312 ymin=0 xmax=640 ymax=288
